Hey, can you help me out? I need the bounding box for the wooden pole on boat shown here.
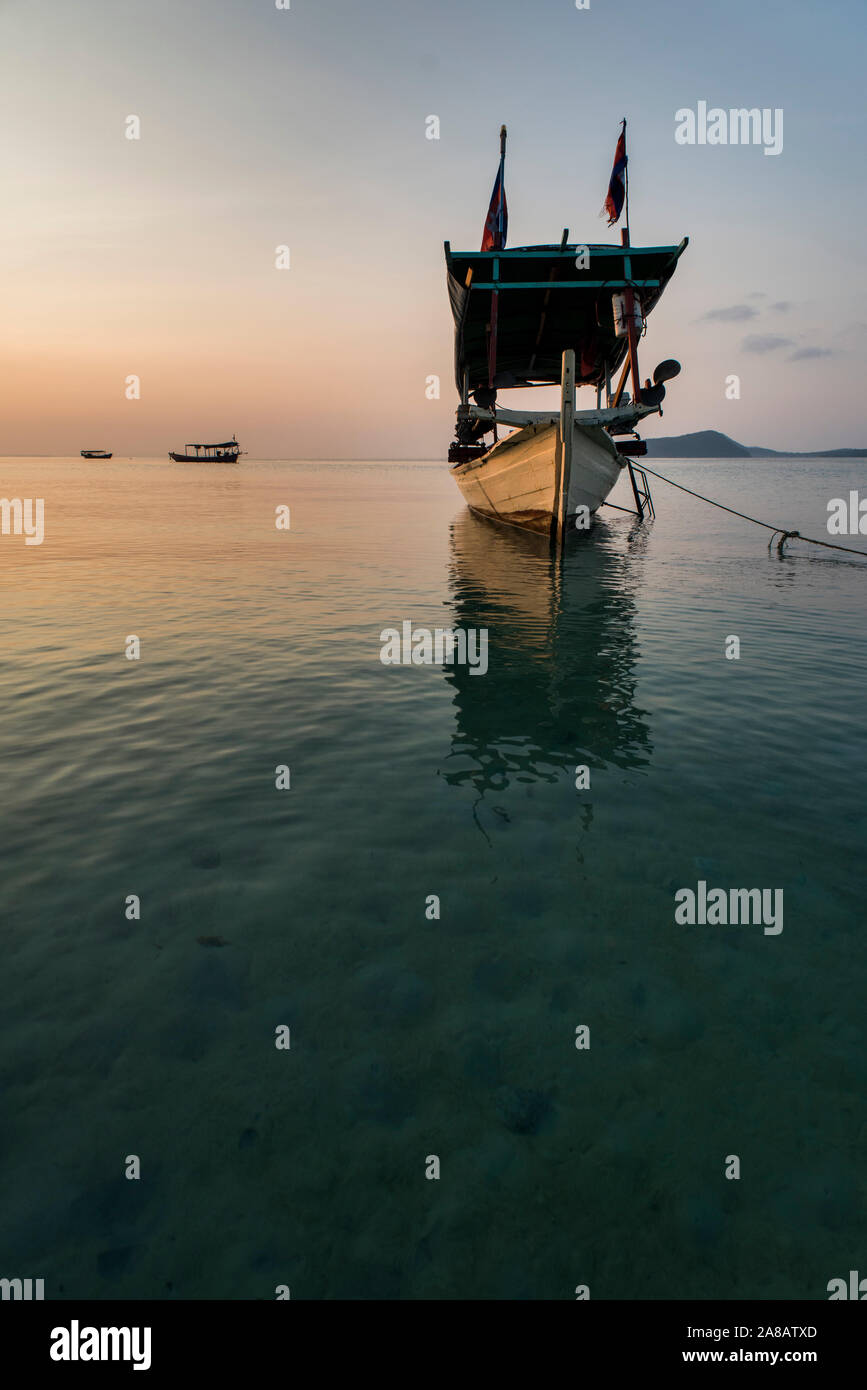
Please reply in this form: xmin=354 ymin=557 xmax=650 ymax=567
xmin=487 ymin=125 xmax=507 ymax=391
xmin=621 ymin=226 xmax=643 ymax=406
xmin=528 ymin=228 xmax=569 ymax=376
xmin=552 ymin=348 xmax=575 ymax=547
xmin=488 ymin=288 xmax=499 ymax=389
xmin=611 ymin=353 xmax=631 ymax=407
xmin=618 ymin=123 xmax=643 ymax=406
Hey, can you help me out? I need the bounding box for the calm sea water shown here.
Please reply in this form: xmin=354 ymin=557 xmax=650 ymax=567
xmin=1 ymin=454 xmax=865 ymax=1300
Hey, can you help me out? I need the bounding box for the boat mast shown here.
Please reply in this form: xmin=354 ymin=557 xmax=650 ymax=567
xmin=487 ymin=124 xmax=507 ymax=394
xmin=623 ymin=116 xmax=630 ymax=241
xmin=619 ymin=117 xmax=643 ymax=405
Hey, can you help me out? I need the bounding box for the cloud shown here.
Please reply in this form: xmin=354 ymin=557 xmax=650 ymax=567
xmin=741 ymin=334 xmax=795 ymax=354
xmin=789 ymin=347 xmax=833 ymax=361
xmin=703 ymin=304 xmax=759 ymax=322
xmin=769 ymin=301 xmax=792 ymax=312
xmin=747 ymin=292 xmax=766 ymax=300
xmin=833 ymin=321 xmax=867 ymax=341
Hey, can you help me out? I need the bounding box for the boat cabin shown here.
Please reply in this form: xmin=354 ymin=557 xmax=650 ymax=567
xmin=445 ymin=237 xmax=688 ymax=405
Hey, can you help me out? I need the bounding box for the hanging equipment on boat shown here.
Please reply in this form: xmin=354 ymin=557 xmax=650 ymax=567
xmin=612 ymin=290 xmax=644 ymax=340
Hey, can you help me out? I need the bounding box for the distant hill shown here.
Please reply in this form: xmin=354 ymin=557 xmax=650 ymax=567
xmin=643 ymin=430 xmax=867 ymax=459
xmin=644 ymin=430 xmax=750 ymax=458
xmin=746 ymin=445 xmax=867 ymax=458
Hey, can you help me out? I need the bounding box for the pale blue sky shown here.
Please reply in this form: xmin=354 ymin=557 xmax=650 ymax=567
xmin=1 ymin=0 xmax=864 ymax=453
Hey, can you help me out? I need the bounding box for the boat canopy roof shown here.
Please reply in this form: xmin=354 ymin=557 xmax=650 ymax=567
xmin=445 ymin=239 xmax=687 ymax=394
xmin=186 ymin=440 xmax=239 ymax=449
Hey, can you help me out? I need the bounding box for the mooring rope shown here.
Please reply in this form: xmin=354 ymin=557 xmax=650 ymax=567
xmin=634 ymin=462 xmax=867 ymax=559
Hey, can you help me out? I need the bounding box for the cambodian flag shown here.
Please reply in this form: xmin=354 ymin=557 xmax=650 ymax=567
xmin=481 ymin=150 xmax=508 ymax=251
xmin=603 ymin=121 xmax=628 ymax=227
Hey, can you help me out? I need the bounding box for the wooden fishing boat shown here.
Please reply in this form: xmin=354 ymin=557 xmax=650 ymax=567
xmin=446 ymin=126 xmax=687 ymax=539
xmin=80 ymin=449 xmax=112 ymax=459
xmin=169 ymin=436 xmax=244 ymax=463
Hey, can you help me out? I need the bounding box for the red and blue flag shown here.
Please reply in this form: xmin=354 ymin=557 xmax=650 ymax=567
xmin=481 ymin=154 xmax=508 ymax=251
xmin=603 ymin=121 xmax=628 ymax=227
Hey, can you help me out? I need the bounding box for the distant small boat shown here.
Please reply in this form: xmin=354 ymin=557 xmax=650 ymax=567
xmin=169 ymin=436 xmax=244 ymax=463
xmin=81 ymin=449 xmax=112 ymax=459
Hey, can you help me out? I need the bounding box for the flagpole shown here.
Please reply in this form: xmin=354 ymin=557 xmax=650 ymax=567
xmin=622 ymin=118 xmax=629 ymax=247
xmin=487 ymin=125 xmax=507 ymax=397
xmin=618 ymin=116 xmax=642 ymax=404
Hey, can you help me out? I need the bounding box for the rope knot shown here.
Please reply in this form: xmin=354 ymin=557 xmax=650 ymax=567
xmin=775 ymin=529 xmax=800 ymax=555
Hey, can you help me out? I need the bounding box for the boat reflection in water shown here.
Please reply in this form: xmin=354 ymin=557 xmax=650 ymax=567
xmin=440 ymin=510 xmax=652 ymax=800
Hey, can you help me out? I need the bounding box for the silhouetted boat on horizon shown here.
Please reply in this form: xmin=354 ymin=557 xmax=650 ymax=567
xmin=169 ymin=436 xmax=244 ymax=463
xmin=80 ymin=449 xmax=112 ymax=459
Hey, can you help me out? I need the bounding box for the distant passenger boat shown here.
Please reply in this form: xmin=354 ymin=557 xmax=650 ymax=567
xmin=81 ymin=449 xmax=112 ymax=459
xmin=169 ymin=436 xmax=244 ymax=463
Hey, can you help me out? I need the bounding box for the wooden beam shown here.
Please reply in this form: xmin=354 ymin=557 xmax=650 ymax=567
xmin=624 ymin=290 xmax=643 ymax=405
xmin=470 ymin=278 xmax=661 ymax=291
xmin=460 ymin=246 xmax=682 ymax=260
xmin=528 ymin=237 xmax=568 ymax=372
xmin=487 ymin=289 xmax=499 ymax=389
xmin=462 ymin=401 xmax=656 ymax=430
xmin=552 ymin=349 xmax=575 ymax=547
xmin=611 ymin=355 xmax=631 ymax=407
xmin=551 ymin=434 xmax=564 ymax=548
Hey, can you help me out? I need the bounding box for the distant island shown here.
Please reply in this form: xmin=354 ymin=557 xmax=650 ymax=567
xmin=643 ymin=430 xmax=867 ymax=459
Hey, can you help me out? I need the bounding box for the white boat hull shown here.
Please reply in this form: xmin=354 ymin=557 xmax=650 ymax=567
xmin=450 ymin=419 xmax=624 ymax=534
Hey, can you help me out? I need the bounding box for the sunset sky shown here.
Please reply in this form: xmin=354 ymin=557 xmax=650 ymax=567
xmin=1 ymin=0 xmax=865 ymax=457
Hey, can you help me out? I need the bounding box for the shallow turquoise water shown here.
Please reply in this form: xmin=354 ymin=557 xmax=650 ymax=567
xmin=1 ymin=454 xmax=865 ymax=1299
